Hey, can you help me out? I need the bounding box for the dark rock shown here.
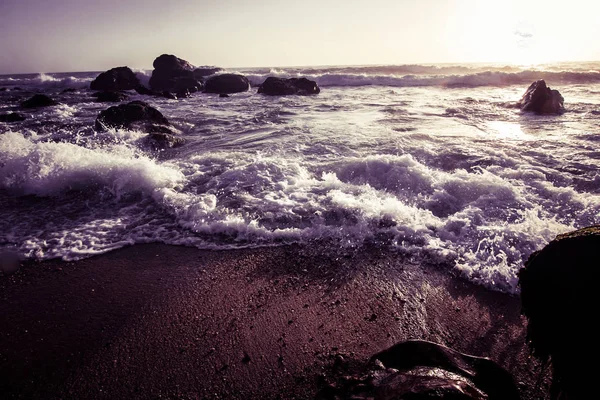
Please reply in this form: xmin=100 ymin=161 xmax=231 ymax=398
xmin=193 ymin=67 xmax=222 ymax=79
xmin=0 ymin=87 xmax=7 ymax=92
xmin=0 ymin=113 xmax=26 ymax=123
xmin=90 ymin=66 xmax=141 ymax=91
xmin=204 ymin=74 xmax=250 ymax=94
xmin=95 ymin=100 xmax=171 ymax=133
xmin=147 ymin=132 xmax=184 ymax=149
xmin=149 ymin=54 xmax=203 ymax=94
xmin=21 ymin=94 xmax=57 ymax=108
xmin=135 ymin=85 xmax=154 ymax=96
xmin=93 ymin=91 xmax=128 ymax=102
xmin=258 ymin=77 xmax=320 ymax=96
xmin=317 ymin=340 xmax=519 ymax=400
xmin=134 ymin=85 xmax=179 ymax=100
xmin=518 ymin=79 xmax=564 ymax=114
xmin=13 ymin=87 xmax=22 ymax=91
xmin=176 ymin=89 xmax=191 ymax=99
xmin=219 ymin=93 xmax=229 ymax=98
xmin=519 ymin=226 xmax=600 ymax=399
xmin=62 ymin=88 xmax=77 ymax=94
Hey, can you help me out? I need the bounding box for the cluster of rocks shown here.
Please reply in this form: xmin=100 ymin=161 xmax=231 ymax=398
xmin=317 ymin=340 xmax=519 ymax=400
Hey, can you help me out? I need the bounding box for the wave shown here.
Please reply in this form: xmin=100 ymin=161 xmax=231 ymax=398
xmin=0 ymin=73 xmax=93 ymax=90
xmin=240 ymin=68 xmax=600 ymax=88
xmin=0 ymin=131 xmax=183 ymax=197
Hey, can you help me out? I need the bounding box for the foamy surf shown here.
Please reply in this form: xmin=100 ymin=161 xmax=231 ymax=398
xmin=2 ymin=62 xmax=600 ymax=293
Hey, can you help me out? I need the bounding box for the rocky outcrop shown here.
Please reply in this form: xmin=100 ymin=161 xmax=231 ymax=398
xmin=90 ymin=67 xmax=141 ymax=91
xmin=96 ymin=101 xmax=170 ymax=132
xmin=21 ymin=94 xmax=57 ymax=108
xmin=519 ymin=226 xmax=600 ymax=399
xmin=204 ymin=74 xmax=250 ymax=94
xmin=258 ymin=77 xmax=320 ymax=96
xmin=93 ymin=91 xmax=129 ymax=102
xmin=518 ymin=80 xmax=564 ymax=114
xmin=149 ymin=54 xmax=203 ymax=95
xmin=0 ymin=113 xmax=26 ymax=123
xmin=317 ymin=340 xmax=519 ymax=400
xmin=193 ymin=67 xmax=222 ymax=79
xmin=95 ymin=101 xmax=183 ymax=148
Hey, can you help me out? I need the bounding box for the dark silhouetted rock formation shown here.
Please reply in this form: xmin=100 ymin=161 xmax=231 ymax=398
xmin=95 ymin=101 xmax=170 ymax=132
xmin=92 ymin=91 xmax=129 ymax=103
xmin=317 ymin=340 xmax=519 ymax=400
xmin=21 ymin=94 xmax=57 ymax=108
xmin=95 ymin=101 xmax=183 ymax=148
xmin=204 ymin=74 xmax=250 ymax=94
xmin=519 ymin=226 xmax=600 ymax=399
xmin=518 ymin=80 xmax=564 ymax=114
xmin=149 ymin=54 xmax=203 ymax=94
xmin=258 ymin=77 xmax=320 ymax=96
xmin=90 ymin=67 xmax=141 ymax=91
xmin=0 ymin=113 xmax=26 ymax=123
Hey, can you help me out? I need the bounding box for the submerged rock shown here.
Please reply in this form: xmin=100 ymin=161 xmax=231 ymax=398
xmin=90 ymin=66 xmax=141 ymax=91
xmin=0 ymin=113 xmax=26 ymax=123
xmin=193 ymin=67 xmax=222 ymax=79
xmin=92 ymin=91 xmax=129 ymax=102
xmin=95 ymin=101 xmax=183 ymax=148
xmin=518 ymin=80 xmax=564 ymax=114
xmin=519 ymin=226 xmax=600 ymax=399
xmin=258 ymin=77 xmax=320 ymax=96
xmin=95 ymin=100 xmax=170 ymax=132
xmin=317 ymin=340 xmax=519 ymax=400
xmin=148 ymin=132 xmax=185 ymax=148
xmin=21 ymin=94 xmax=57 ymax=108
xmin=149 ymin=54 xmax=203 ymax=94
xmin=204 ymin=74 xmax=250 ymax=94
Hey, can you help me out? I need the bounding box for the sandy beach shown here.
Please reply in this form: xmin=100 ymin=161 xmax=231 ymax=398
xmin=0 ymin=243 xmax=548 ymax=399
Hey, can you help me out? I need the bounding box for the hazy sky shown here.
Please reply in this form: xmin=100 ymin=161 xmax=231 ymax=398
xmin=1 ymin=0 xmax=599 ymax=74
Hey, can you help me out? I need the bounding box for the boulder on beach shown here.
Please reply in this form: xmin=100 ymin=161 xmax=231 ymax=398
xmin=0 ymin=112 xmax=26 ymax=123
xmin=92 ymin=91 xmax=129 ymax=102
xmin=317 ymin=340 xmax=519 ymax=400
xmin=90 ymin=66 xmax=141 ymax=91
xmin=519 ymin=226 xmax=600 ymax=399
xmin=258 ymin=77 xmax=320 ymax=96
xmin=518 ymin=79 xmax=564 ymax=114
xmin=204 ymin=73 xmax=250 ymax=94
xmin=149 ymin=54 xmax=203 ymax=94
xmin=21 ymin=94 xmax=57 ymax=108
xmin=193 ymin=67 xmax=222 ymax=79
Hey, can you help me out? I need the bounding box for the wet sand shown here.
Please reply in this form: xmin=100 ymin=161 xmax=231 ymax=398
xmin=0 ymin=243 xmax=548 ymax=399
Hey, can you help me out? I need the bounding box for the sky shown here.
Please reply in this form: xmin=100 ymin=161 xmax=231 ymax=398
xmin=0 ymin=0 xmax=599 ymax=74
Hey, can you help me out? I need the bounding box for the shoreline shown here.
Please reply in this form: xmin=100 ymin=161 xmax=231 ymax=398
xmin=0 ymin=243 xmax=548 ymax=399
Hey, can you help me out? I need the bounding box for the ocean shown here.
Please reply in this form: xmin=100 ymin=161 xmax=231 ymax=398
xmin=1 ymin=62 xmax=599 ymax=293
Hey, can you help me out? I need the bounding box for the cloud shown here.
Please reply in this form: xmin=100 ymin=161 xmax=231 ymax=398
xmin=514 ymin=30 xmax=533 ymax=38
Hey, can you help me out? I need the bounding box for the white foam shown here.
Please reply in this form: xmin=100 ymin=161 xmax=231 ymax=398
xmin=32 ymin=73 xmax=92 ymax=89
xmin=0 ymin=131 xmax=184 ymax=197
